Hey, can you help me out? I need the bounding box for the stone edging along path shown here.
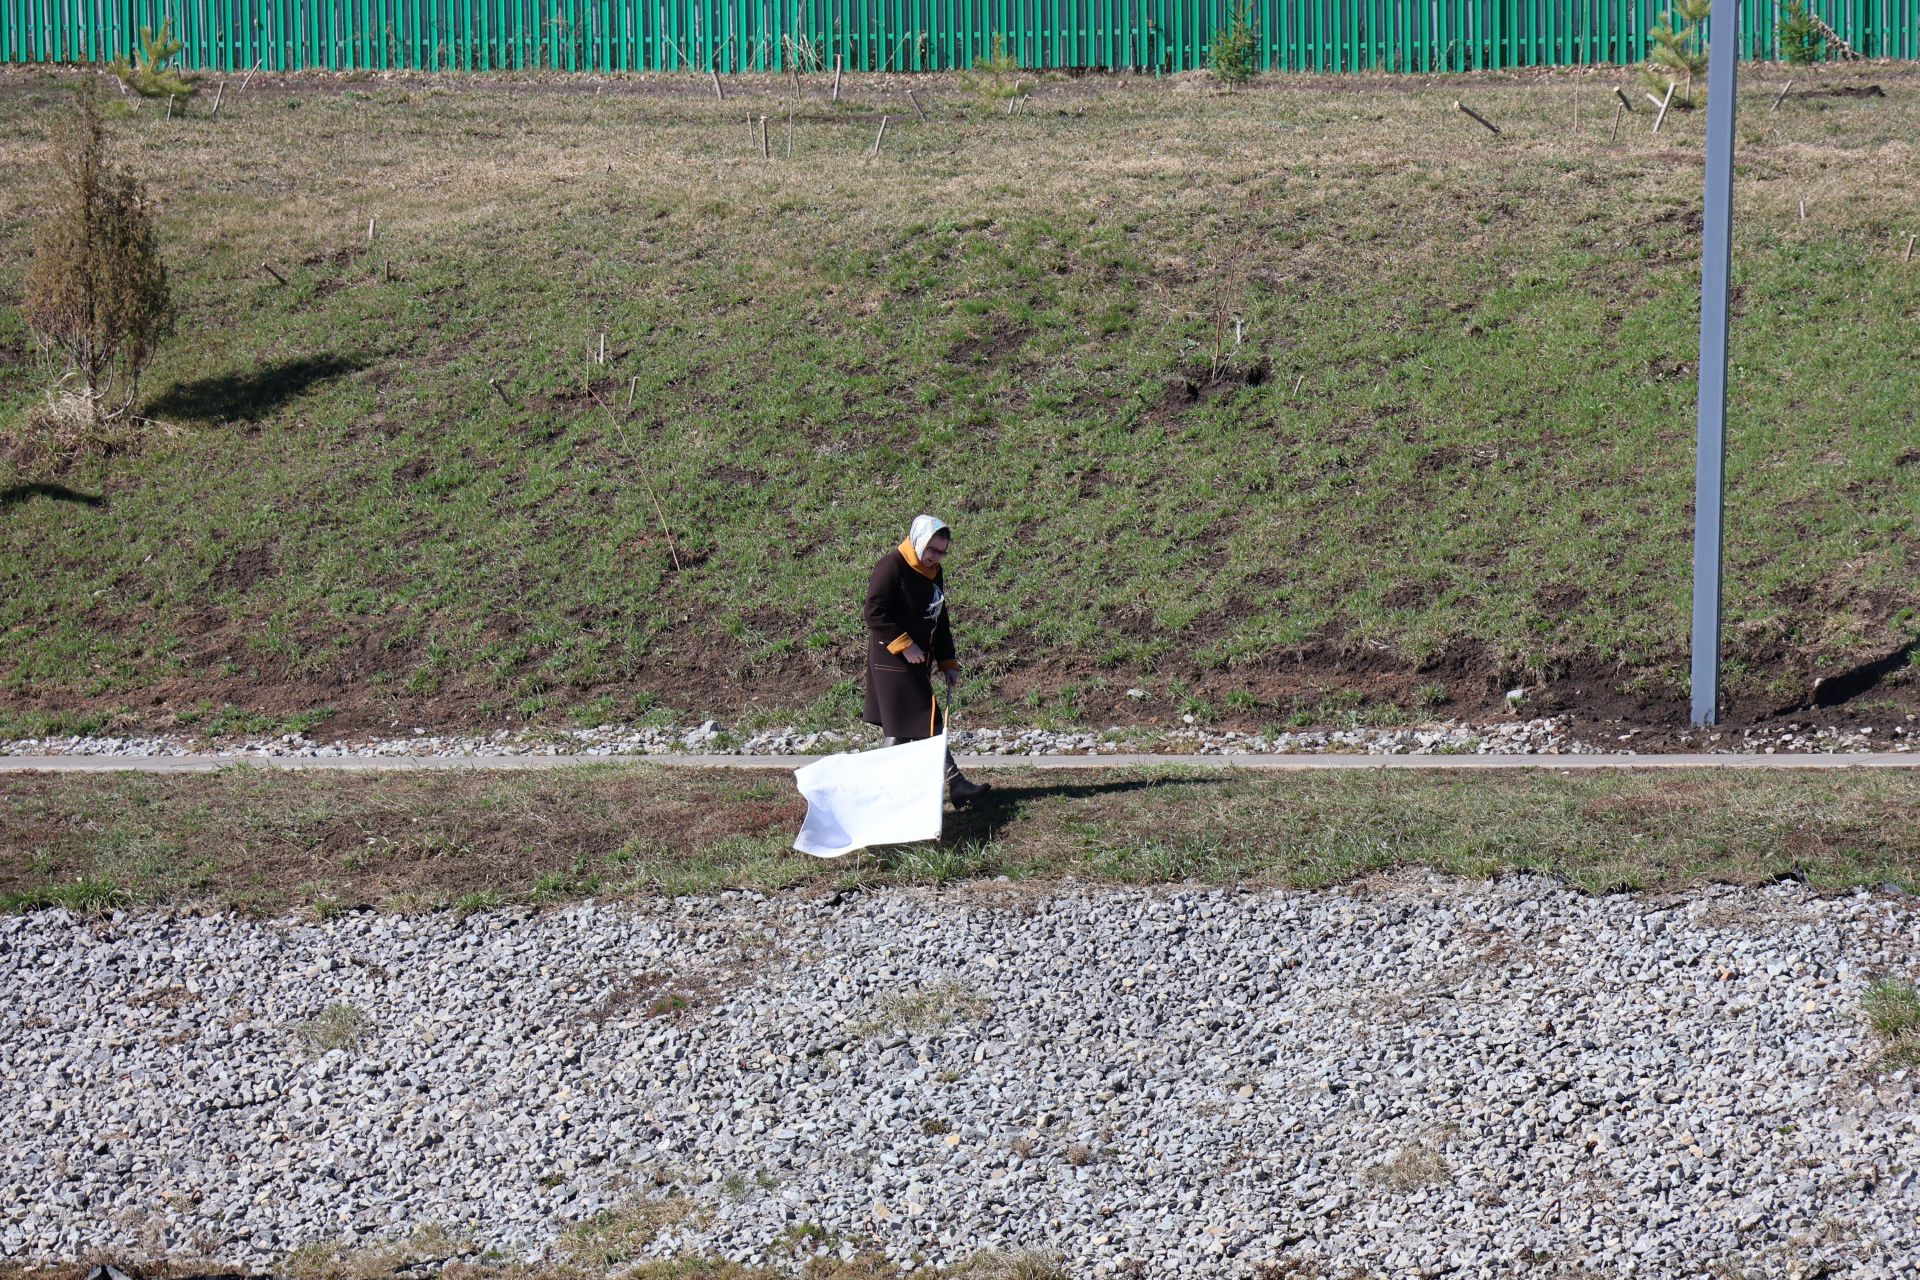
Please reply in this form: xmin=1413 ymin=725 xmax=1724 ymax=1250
xmin=5 ymin=751 xmax=1920 ymax=773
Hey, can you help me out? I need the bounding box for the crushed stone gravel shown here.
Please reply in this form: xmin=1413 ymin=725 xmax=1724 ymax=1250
xmin=3 ymin=874 xmax=1916 ymax=1277
xmin=5 ymin=713 xmax=1914 ymax=764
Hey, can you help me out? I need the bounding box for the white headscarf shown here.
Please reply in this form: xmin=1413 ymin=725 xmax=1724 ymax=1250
xmin=908 ymin=514 xmax=950 ymax=558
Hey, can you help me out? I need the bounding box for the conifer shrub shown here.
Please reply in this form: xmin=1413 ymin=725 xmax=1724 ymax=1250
xmin=1209 ymin=4 xmax=1259 ymax=92
xmin=1641 ymin=0 xmax=1712 ymax=108
xmin=20 ymin=82 xmax=175 ymax=434
xmin=109 ymin=18 xmax=197 ymax=105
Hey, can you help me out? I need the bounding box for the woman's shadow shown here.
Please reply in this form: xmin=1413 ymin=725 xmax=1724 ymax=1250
xmin=938 ymin=771 xmax=1229 ymax=847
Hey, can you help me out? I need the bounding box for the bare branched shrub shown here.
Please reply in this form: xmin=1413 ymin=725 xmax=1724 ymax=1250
xmin=21 ymin=80 xmax=175 ymax=432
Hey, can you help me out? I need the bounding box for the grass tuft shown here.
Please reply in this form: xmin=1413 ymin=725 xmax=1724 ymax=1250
xmin=554 ymin=1196 xmax=703 ymax=1270
xmin=1365 ymin=1143 xmax=1450 ymax=1192
xmin=283 ymin=1224 xmax=472 ymax=1280
xmin=1861 ymin=976 xmax=1920 ymax=1070
xmin=862 ymin=977 xmax=993 ymax=1036
xmin=294 ymin=1002 xmax=373 ymax=1055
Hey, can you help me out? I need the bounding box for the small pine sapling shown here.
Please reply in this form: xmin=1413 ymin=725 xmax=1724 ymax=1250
xmin=1641 ymin=0 xmax=1711 ymax=108
xmin=1777 ymin=0 xmax=1823 ymax=66
xmin=109 ymin=18 xmax=198 ymax=108
xmin=960 ymin=34 xmax=1026 ymax=103
xmin=1209 ymin=3 xmax=1259 ymax=92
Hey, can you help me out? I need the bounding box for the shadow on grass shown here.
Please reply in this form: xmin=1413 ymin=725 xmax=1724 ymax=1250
xmin=147 ymin=353 xmax=364 ymax=422
xmin=942 ymin=773 xmax=1228 ymax=848
xmin=0 ymin=482 xmax=105 ymax=509
xmin=823 ymin=774 xmax=1232 ymax=888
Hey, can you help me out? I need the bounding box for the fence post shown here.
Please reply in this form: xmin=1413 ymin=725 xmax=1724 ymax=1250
xmin=1690 ymin=0 xmax=1740 ymax=727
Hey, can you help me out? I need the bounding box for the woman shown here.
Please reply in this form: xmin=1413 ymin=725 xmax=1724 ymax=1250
xmin=864 ymin=514 xmax=991 ymax=806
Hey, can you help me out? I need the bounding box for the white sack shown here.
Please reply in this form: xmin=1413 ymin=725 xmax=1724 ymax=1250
xmin=792 ymin=733 xmax=946 ymax=858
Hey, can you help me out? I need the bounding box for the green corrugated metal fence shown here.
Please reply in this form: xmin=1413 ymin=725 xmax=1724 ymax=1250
xmin=3 ymin=1 xmax=1915 ymax=73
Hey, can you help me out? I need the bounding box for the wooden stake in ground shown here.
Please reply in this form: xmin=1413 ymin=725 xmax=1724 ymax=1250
xmin=260 ymin=261 xmax=287 ymax=286
xmin=240 ymin=58 xmax=263 ymax=91
xmin=488 ymin=378 xmax=512 ymax=408
xmin=1799 ymin=199 xmax=1807 ymax=223
xmin=831 ymin=56 xmax=842 ymax=102
xmin=1651 ymin=82 xmax=1677 ymax=133
xmin=367 ymin=215 xmax=377 ymax=242
xmin=210 ymin=80 xmax=226 ymax=119
xmin=1453 ymin=100 xmax=1499 ymax=134
xmin=868 ymin=115 xmax=889 ymax=157
xmin=759 ymin=115 xmax=770 ymax=160
xmin=711 ymin=69 xmax=724 ymax=102
xmin=1773 ymin=80 xmax=1793 ymax=111
xmin=590 ymin=393 xmax=683 ymax=574
xmin=906 ymin=87 xmax=927 ymax=121
xmin=1906 ymin=234 xmax=1916 ymax=263
xmin=1612 ymin=84 xmax=1634 ymax=112
xmin=1573 ymin=84 xmax=1579 ymax=130
xmin=786 ymin=101 xmax=795 ymax=156
xmin=1611 ymin=100 xmax=1624 ymax=141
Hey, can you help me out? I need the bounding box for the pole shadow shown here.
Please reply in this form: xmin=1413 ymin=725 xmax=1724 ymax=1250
xmin=1810 ymin=638 xmax=1920 ymax=709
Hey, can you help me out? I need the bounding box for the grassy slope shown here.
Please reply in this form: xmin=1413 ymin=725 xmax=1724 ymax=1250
xmin=5 ymin=765 xmax=1919 ymax=914
xmin=1 ymin=65 xmax=1917 ymax=739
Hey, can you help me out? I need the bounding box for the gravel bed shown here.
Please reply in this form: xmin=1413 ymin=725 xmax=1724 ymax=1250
xmin=3 ymin=876 xmax=1917 ymax=1277
xmin=5 ymin=712 xmax=1915 ymax=761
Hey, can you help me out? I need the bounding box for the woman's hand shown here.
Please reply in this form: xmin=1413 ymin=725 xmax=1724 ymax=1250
xmin=943 ymin=666 xmax=960 ymax=691
xmin=904 ymin=643 xmax=928 ymax=664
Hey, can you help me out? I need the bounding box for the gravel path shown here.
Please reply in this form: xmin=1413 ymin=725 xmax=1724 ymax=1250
xmin=5 ymin=711 xmax=1914 ymax=765
xmin=10 ymin=751 xmax=1920 ymax=774
xmin=4 ymin=877 xmax=1917 ymax=1278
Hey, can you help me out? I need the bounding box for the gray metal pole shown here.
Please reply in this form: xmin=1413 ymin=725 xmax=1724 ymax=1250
xmin=1690 ymin=6 xmax=1740 ymax=727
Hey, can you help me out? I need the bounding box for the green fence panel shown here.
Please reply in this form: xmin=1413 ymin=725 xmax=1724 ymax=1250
xmin=4 ymin=0 xmax=1915 ymax=73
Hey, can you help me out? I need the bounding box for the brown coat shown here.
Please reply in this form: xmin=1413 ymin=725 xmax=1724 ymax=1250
xmin=863 ymin=540 xmax=958 ymax=740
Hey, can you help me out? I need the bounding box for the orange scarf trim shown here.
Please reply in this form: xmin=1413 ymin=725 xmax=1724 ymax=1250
xmin=899 ymin=538 xmax=939 ymax=580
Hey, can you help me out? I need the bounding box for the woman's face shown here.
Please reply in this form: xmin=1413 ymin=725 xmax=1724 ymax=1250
xmin=922 ymin=534 xmax=951 ymax=566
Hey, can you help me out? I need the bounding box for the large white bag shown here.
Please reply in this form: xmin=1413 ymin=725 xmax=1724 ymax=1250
xmin=792 ymin=733 xmax=947 ymax=858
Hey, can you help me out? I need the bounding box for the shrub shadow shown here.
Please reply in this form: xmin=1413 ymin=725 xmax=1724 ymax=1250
xmin=147 ymin=353 xmax=364 ymax=422
xmin=0 ymin=482 xmax=106 ymax=509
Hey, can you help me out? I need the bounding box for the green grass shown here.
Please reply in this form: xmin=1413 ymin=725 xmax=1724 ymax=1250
xmin=1861 ymin=976 xmax=1920 ymax=1071
xmin=4 ymin=764 xmax=1919 ymax=914
xmin=2 ymin=66 xmax=1917 ymax=736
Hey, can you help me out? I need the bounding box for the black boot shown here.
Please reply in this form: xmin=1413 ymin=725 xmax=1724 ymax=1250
xmin=946 ymin=750 xmax=991 ymax=807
